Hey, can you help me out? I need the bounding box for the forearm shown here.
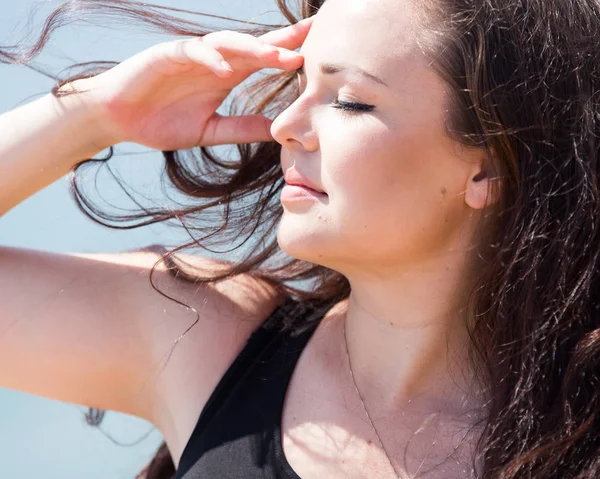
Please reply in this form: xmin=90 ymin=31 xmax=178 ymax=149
xmin=0 ymin=88 xmax=113 ymax=216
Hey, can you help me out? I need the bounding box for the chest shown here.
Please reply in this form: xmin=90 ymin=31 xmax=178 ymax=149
xmin=279 ymin=329 xmax=479 ymax=479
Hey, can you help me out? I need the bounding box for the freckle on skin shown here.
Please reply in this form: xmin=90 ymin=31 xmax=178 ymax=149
xmin=441 ymin=187 xmax=447 ymax=196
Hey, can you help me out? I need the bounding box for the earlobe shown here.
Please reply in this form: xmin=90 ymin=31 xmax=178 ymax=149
xmin=464 ymin=146 xmax=502 ymax=210
xmin=464 ymin=169 xmax=500 ymax=210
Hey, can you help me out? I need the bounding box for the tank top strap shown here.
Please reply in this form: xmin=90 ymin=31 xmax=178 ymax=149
xmin=175 ymin=294 xmax=326 ymax=478
xmin=188 ymin=295 xmax=297 ymax=436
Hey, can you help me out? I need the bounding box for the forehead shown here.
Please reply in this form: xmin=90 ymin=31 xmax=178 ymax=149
xmin=301 ymin=0 xmax=423 ymax=80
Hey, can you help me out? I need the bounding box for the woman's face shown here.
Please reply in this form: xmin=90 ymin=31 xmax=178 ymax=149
xmin=271 ymin=0 xmax=485 ymax=276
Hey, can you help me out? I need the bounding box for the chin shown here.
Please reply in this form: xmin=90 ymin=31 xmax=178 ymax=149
xmin=276 ymin=216 xmax=330 ymax=264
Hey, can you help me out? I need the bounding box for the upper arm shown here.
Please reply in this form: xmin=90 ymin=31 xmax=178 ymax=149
xmin=0 ymin=244 xmax=280 ymax=425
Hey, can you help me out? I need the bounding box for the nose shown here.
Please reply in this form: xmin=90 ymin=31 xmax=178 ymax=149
xmin=270 ymin=93 xmax=319 ymax=153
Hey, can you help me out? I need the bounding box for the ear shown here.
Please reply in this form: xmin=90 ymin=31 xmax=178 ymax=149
xmin=464 ymin=152 xmax=501 ymax=210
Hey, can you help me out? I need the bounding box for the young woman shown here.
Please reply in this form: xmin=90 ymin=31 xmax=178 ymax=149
xmin=1 ymin=0 xmax=599 ymax=477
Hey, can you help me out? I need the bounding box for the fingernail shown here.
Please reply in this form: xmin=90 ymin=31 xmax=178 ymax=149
xmin=220 ymin=60 xmax=233 ymax=72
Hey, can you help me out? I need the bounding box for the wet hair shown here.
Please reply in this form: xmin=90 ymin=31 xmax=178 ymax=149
xmin=2 ymin=0 xmax=600 ymax=477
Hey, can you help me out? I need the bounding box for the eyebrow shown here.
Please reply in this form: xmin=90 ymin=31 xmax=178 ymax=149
xmin=297 ymin=62 xmax=388 ymax=88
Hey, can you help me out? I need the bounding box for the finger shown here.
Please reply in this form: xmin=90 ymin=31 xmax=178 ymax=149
xmin=258 ymin=16 xmax=314 ymax=50
xmin=203 ymin=30 xmax=280 ymax=57
xmin=200 ymin=113 xmax=275 ymax=146
xmin=165 ymin=39 xmax=234 ymax=77
xmin=201 ymin=31 xmax=303 ymax=70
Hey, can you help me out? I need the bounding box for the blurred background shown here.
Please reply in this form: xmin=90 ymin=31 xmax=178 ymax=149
xmin=0 ymin=0 xmax=284 ymax=476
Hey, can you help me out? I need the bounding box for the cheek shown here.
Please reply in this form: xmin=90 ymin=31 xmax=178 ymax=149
xmin=322 ymin=124 xmax=467 ymax=257
xmin=324 ymin=122 xmax=427 ymax=211
xmin=322 ymin=120 xmax=394 ymax=193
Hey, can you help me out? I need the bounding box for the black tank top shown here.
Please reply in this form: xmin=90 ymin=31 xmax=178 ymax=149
xmin=173 ymin=295 xmax=329 ymax=479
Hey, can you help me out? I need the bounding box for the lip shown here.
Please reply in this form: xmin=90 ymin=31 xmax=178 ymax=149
xmin=281 ymin=184 xmax=328 ymax=202
xmin=283 ymin=168 xmax=326 ymax=194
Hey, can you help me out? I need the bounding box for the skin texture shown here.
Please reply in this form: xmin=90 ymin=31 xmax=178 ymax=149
xmin=271 ymin=0 xmax=495 ymax=422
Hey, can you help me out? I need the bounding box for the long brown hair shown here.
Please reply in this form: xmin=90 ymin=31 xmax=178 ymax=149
xmin=3 ymin=0 xmax=600 ymax=477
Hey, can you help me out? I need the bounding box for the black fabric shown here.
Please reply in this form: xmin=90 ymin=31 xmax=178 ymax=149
xmin=173 ymin=296 xmax=326 ymax=479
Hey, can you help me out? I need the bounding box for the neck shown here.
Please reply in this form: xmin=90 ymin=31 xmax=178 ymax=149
xmin=334 ymin=253 xmax=484 ymax=419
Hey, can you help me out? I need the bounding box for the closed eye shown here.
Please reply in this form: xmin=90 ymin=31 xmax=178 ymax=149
xmin=295 ymin=66 xmax=376 ymax=115
xmin=332 ymin=100 xmax=375 ymax=113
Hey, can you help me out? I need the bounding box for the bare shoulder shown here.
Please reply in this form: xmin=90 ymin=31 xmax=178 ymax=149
xmin=117 ymin=246 xmax=285 ymax=463
xmin=74 ymin=243 xmax=282 ymax=323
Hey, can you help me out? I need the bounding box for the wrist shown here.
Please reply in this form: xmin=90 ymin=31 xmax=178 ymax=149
xmin=52 ymin=78 xmax=121 ymax=160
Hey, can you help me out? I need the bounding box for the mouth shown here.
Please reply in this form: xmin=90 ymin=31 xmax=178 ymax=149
xmin=281 ymin=184 xmax=328 ymax=202
xmin=285 ymin=183 xmax=327 ymax=194
xmin=283 ymin=167 xmax=326 ymax=195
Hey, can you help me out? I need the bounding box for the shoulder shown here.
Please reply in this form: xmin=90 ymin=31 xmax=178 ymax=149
xmin=83 ymin=243 xmax=284 ymax=326
xmin=113 ymin=244 xmax=285 ymax=375
xmin=122 ymin=245 xmax=285 ymax=460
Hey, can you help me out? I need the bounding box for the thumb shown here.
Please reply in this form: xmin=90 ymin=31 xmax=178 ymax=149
xmin=201 ymin=113 xmax=275 ymax=146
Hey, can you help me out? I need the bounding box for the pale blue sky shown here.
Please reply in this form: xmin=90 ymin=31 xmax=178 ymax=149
xmin=0 ymin=1 xmax=284 ymax=477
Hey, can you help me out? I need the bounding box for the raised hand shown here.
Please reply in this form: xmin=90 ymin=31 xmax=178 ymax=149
xmin=65 ymin=18 xmax=313 ymax=151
